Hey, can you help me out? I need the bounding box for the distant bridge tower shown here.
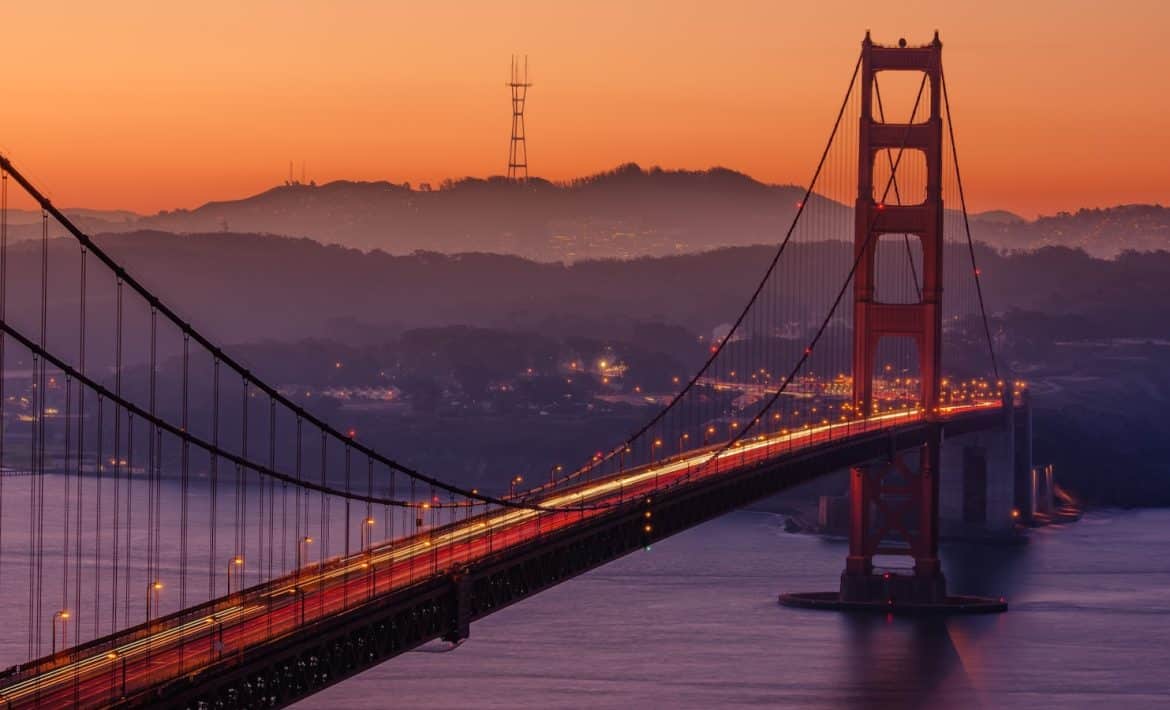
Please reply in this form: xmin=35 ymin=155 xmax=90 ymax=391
xmin=506 ymin=55 xmax=532 ymax=181
xmin=844 ymin=32 xmax=948 ymax=605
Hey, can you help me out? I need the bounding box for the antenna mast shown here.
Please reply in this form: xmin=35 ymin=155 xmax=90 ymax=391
xmin=506 ymin=55 xmax=532 ymax=182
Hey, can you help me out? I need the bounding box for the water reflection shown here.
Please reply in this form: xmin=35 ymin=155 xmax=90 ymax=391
xmin=832 ymin=538 xmax=1031 ymax=709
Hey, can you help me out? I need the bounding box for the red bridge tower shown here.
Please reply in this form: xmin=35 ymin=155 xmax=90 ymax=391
xmin=781 ymin=33 xmax=1007 ymax=614
xmin=843 ymin=31 xmax=947 ymax=606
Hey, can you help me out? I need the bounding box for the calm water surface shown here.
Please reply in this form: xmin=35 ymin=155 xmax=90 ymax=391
xmin=302 ymin=508 xmax=1170 ymax=709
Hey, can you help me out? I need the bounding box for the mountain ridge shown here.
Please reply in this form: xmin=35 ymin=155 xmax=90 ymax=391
xmin=7 ymin=164 xmax=1166 ymax=259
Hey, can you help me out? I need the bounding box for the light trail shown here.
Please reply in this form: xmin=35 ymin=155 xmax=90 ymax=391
xmin=0 ymin=403 xmax=1000 ymax=706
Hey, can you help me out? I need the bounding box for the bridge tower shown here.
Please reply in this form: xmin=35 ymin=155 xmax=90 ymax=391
xmin=852 ymin=32 xmax=943 ymax=419
xmin=781 ymin=35 xmax=1007 ymax=613
xmin=843 ymin=32 xmax=947 ymax=605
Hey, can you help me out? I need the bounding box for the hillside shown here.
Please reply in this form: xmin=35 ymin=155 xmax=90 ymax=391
xmin=128 ymin=164 xmax=826 ymax=260
xmin=8 ymin=165 xmax=1167 ymax=260
xmin=6 ymin=231 xmax=1167 ymax=504
xmin=976 ymin=204 xmax=1170 ymax=257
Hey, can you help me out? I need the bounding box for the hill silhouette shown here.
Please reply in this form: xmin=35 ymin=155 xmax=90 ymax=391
xmin=6 ymin=164 xmax=1167 ymax=259
xmin=127 ymin=164 xmax=826 ymax=260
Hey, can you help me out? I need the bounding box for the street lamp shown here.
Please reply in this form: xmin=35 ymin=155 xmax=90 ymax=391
xmin=147 ymin=581 xmax=163 ymax=622
xmin=416 ymin=503 xmax=429 ymax=534
xmin=227 ymin=556 xmax=244 ymax=596
xmin=548 ymin=464 xmax=564 ymax=484
xmin=509 ymin=475 xmax=523 ymax=499
xmin=107 ymin=649 xmax=126 ymax=698
xmin=359 ymin=516 xmax=377 ymax=600
xmin=52 ymin=610 xmax=70 ymax=654
xmin=296 ymin=536 xmax=313 ymax=570
xmin=677 ymin=432 xmax=690 ymax=454
xmin=361 ymin=516 xmax=376 ymax=552
xmin=619 ymin=446 xmax=631 ymax=501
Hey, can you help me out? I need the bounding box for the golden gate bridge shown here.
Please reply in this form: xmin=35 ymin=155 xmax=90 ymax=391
xmin=0 ymin=33 xmax=1024 ymax=708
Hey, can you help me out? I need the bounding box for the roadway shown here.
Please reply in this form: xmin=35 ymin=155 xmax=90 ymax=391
xmin=0 ymin=402 xmax=1000 ymax=708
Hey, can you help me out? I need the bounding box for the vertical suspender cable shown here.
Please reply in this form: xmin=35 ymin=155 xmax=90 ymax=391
xmin=93 ymin=395 xmax=103 ymax=638
xmin=26 ymin=221 xmax=36 ymax=662
xmin=27 ymin=357 xmax=36 ymax=661
xmin=124 ymin=412 xmax=134 ymax=627
xmin=319 ymin=432 xmax=327 ymax=604
xmin=941 ymin=68 xmax=999 ymax=380
xmin=147 ymin=308 xmax=157 ymax=615
xmin=35 ymin=210 xmax=50 ymax=659
xmin=111 ymin=277 xmax=122 ymax=635
xmin=73 ymin=245 xmax=86 ymax=655
xmin=179 ymin=333 xmax=190 ymax=669
xmin=294 ymin=415 xmax=302 ymax=573
xmin=238 ymin=379 xmax=248 ymax=576
xmin=343 ymin=444 xmax=351 ymax=609
xmin=269 ymin=398 xmax=277 ymax=579
xmin=209 ymin=358 xmax=220 ymax=599
xmin=63 ymin=373 xmax=72 ymax=626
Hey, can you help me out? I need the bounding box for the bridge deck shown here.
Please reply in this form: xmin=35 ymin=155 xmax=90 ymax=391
xmin=0 ymin=403 xmax=1005 ymax=708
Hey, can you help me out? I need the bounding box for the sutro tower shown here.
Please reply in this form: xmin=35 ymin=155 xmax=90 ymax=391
xmin=506 ymin=55 xmax=532 ymax=181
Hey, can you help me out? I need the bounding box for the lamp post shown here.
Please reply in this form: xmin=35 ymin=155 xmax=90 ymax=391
xmin=509 ymin=475 xmax=523 ymax=499
xmin=619 ymin=446 xmax=630 ymax=502
xmin=147 ymin=581 xmax=163 ymax=622
xmin=360 ymin=516 xmax=376 ymax=598
xmin=52 ymin=610 xmax=70 ymax=655
xmin=361 ymin=516 xmax=376 ymax=552
xmin=296 ymin=536 xmax=313 ymax=571
xmin=227 ymin=556 xmax=244 ymax=597
xmin=652 ymin=438 xmax=664 ymax=489
xmin=107 ymin=650 xmax=126 ymax=699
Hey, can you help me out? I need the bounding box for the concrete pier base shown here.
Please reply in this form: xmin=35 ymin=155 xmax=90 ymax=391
xmin=778 ymin=587 xmax=1007 ymax=615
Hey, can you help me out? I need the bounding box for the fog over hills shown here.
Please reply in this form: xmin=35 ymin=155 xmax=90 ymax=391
xmin=9 ymin=164 xmax=1167 ymax=259
xmin=6 ymin=230 xmax=1169 ymax=504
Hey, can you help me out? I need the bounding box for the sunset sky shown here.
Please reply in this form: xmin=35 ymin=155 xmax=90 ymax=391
xmin=1 ymin=1 xmax=1167 ymax=217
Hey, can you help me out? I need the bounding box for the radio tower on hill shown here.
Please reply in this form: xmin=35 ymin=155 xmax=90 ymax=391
xmin=506 ymin=55 xmax=531 ymax=181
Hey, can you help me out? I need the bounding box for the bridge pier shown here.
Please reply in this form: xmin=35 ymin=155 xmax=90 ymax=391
xmin=939 ymin=388 xmax=1032 ymax=538
xmin=839 ymin=433 xmax=947 ymax=605
xmin=441 ymin=570 xmax=473 ymax=644
xmin=780 ymin=426 xmax=1006 ymax=614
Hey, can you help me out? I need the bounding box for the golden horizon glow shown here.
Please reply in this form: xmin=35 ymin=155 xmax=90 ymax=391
xmin=0 ymin=1 xmax=1167 ymax=217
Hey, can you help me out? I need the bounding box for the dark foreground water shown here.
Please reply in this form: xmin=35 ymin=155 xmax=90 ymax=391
xmin=303 ymin=508 xmax=1170 ymax=709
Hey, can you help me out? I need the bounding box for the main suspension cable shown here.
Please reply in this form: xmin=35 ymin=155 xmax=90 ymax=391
xmin=0 ymin=154 xmax=565 ymax=512
xmin=682 ymin=71 xmax=931 ymax=481
xmin=531 ymin=52 xmax=864 ymax=495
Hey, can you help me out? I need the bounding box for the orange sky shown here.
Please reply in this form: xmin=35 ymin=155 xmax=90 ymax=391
xmin=1 ymin=1 xmax=1167 ymax=217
